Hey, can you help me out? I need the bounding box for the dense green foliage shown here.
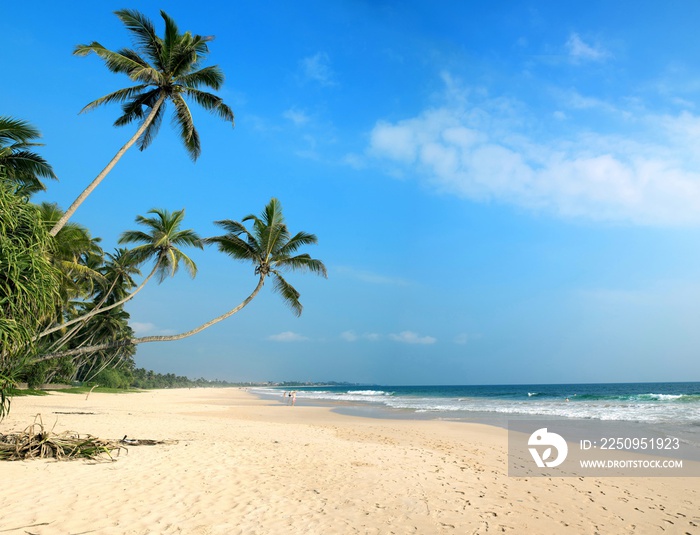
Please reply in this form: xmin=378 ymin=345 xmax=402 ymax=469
xmin=0 ymin=181 xmax=62 ymax=383
xmin=0 ymin=116 xmax=57 ymax=196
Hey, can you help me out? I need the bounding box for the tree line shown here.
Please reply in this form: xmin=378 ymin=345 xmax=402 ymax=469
xmin=0 ymin=9 xmax=326 ymax=419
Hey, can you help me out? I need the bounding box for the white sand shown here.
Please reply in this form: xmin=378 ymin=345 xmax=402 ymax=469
xmin=0 ymin=388 xmax=697 ymax=534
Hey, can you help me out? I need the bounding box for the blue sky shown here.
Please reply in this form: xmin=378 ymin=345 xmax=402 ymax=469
xmin=5 ymin=1 xmax=700 ymax=384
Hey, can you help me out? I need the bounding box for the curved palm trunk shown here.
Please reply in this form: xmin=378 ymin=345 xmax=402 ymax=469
xmin=34 ymin=275 xmax=266 ymax=362
xmin=136 ymin=275 xmax=266 ymax=343
xmin=50 ymin=95 xmax=166 ymax=236
xmin=35 ymin=258 xmax=162 ymax=340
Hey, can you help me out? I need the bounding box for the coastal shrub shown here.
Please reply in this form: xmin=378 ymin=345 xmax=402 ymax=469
xmin=0 ymin=182 xmax=61 ymax=356
xmin=0 ymin=180 xmax=62 ymax=416
xmin=92 ymin=368 xmax=131 ymax=389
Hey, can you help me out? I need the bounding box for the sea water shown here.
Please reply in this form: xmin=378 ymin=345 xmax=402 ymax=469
xmin=254 ymin=382 xmax=700 ymax=451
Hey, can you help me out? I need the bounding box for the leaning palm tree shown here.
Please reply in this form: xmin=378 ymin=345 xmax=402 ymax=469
xmin=50 ymin=9 xmax=235 ymax=236
xmin=135 ymin=197 xmax=327 ymax=343
xmin=35 ymin=198 xmax=326 ymax=360
xmin=37 ymin=208 xmax=202 ymax=340
xmin=0 ymin=116 xmax=56 ymax=196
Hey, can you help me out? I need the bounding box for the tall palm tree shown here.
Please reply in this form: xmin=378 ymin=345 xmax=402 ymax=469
xmin=50 ymin=9 xmax=235 ymax=236
xmin=36 ymin=198 xmax=326 ymax=359
xmin=0 ymin=116 xmax=56 ymax=196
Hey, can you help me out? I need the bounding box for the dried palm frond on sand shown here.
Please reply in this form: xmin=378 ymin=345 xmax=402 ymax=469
xmin=0 ymin=415 xmax=125 ymax=461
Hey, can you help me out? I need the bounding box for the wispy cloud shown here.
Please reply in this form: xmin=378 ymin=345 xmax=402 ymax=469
xmin=268 ymin=331 xmax=309 ymax=342
xmin=341 ymin=330 xmax=437 ymax=344
xmin=336 ymin=266 xmax=410 ymax=286
xmin=283 ymin=107 xmax=310 ymax=126
xmin=368 ymin=73 xmax=700 ymax=226
xmin=301 ymin=52 xmax=336 ymax=86
xmin=453 ymin=333 xmax=480 ymax=345
xmin=566 ymin=33 xmax=610 ymax=63
xmin=341 ymin=330 xmax=381 ymax=342
xmin=389 ymin=331 xmax=437 ymax=345
xmin=130 ymin=322 xmax=176 ymax=336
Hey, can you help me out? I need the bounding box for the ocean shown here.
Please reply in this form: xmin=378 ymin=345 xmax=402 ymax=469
xmin=253 ymin=382 xmax=700 ymax=452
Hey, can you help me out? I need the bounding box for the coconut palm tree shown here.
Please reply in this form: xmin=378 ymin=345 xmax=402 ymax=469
xmin=119 ymin=207 xmax=203 ymax=282
xmin=37 ymin=208 xmax=202 ymax=340
xmin=50 ymin=9 xmax=235 ymax=236
xmin=36 ymin=198 xmax=326 ymax=359
xmin=0 ymin=116 xmax=56 ymax=196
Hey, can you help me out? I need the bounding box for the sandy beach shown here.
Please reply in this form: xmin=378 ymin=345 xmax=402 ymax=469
xmin=0 ymin=388 xmax=697 ymax=534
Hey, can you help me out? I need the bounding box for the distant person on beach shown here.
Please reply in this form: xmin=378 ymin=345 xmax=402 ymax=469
xmin=291 ymin=391 xmax=297 ymax=406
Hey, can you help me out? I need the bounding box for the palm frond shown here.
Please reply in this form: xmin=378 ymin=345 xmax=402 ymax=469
xmin=205 ymin=232 xmax=259 ymax=263
xmin=277 ymin=231 xmax=318 ymax=256
xmin=271 ymin=273 xmax=303 ymax=317
xmin=0 ymin=117 xmax=41 ymax=144
xmin=2 ymin=151 xmax=56 ymax=180
xmin=114 ymin=9 xmax=163 ymax=69
xmin=79 ymin=85 xmax=149 ymax=114
xmin=178 ymin=66 xmax=225 ymax=90
xmin=171 ymin=94 xmax=200 ymax=160
xmin=73 ymin=43 xmax=148 ymax=77
xmin=182 ymin=87 xmax=234 ymax=124
xmin=160 ymin=10 xmax=180 ymax=68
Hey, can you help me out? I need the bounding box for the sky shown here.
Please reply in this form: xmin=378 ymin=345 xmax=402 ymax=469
xmin=4 ymin=1 xmax=700 ymax=385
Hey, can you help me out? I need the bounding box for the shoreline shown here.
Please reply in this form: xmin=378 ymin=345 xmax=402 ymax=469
xmin=257 ymin=386 xmax=700 ymax=462
xmin=1 ymin=387 xmax=698 ymax=534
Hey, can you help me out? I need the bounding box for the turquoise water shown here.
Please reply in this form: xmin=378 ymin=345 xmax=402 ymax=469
xmin=256 ymin=382 xmax=700 ymax=424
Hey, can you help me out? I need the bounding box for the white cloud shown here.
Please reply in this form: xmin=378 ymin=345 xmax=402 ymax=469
xmin=130 ymin=322 xmax=176 ymax=336
xmin=566 ymin=33 xmax=609 ymax=63
xmin=283 ymin=108 xmax=310 ymax=126
xmin=454 ymin=333 xmax=470 ymax=345
xmin=389 ymin=331 xmax=437 ymax=345
xmin=268 ymin=331 xmax=309 ymax=342
xmin=301 ymin=52 xmax=336 ymax=86
xmin=341 ymin=330 xmax=382 ymax=342
xmin=368 ymin=77 xmax=700 ymax=226
xmin=454 ymin=333 xmax=483 ymax=345
xmin=341 ymin=330 xmax=358 ymax=342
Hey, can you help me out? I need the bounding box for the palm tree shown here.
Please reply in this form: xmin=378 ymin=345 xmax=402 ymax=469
xmin=50 ymin=9 xmax=235 ymax=236
xmin=119 ymin=207 xmax=202 ymax=282
xmin=35 ymin=198 xmax=326 ymax=359
xmin=0 ymin=116 xmax=56 ymax=196
xmin=37 ymin=208 xmax=202 ymax=340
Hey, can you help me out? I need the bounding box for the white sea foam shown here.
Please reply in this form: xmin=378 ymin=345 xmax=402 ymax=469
xmin=346 ymin=390 xmax=393 ymax=396
xmin=250 ymin=388 xmax=700 ymax=424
